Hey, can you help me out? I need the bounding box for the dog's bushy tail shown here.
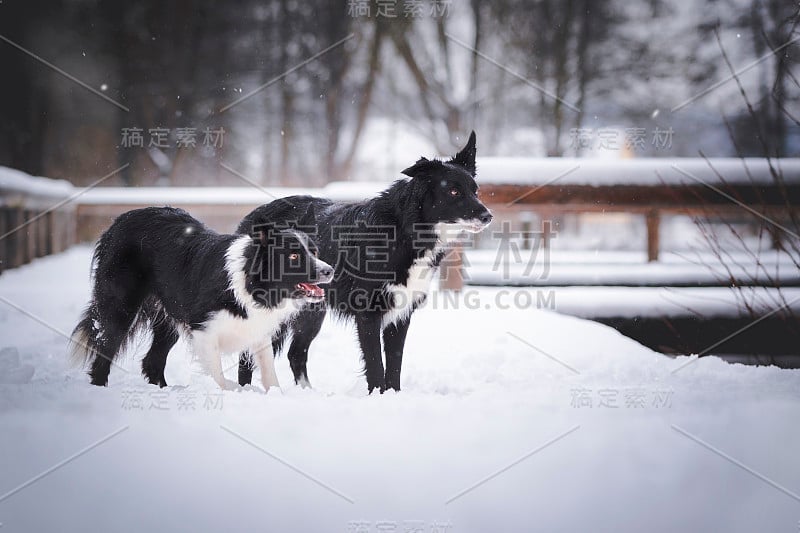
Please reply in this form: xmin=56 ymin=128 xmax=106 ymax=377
xmin=68 ymin=305 xmax=100 ymax=369
xmin=69 ymin=301 xmax=154 ymax=369
xmin=69 ymin=232 xmax=110 ymax=369
xmin=68 ymin=221 xmax=153 ymax=375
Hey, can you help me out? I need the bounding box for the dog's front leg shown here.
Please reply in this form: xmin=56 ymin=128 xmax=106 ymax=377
xmin=355 ymin=313 xmax=385 ymax=393
xmin=383 ymin=317 xmax=410 ymax=392
xmin=194 ymin=335 xmax=232 ymax=390
xmin=253 ymin=341 xmax=280 ymax=392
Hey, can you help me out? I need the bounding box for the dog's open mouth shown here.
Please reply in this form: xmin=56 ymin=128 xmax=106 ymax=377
xmin=295 ymin=283 xmax=325 ymax=299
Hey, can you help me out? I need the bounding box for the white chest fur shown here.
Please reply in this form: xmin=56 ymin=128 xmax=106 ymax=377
xmin=383 ymin=246 xmax=441 ymax=328
xmin=380 ymin=222 xmax=477 ymax=328
xmin=189 ymin=235 xmax=306 ymax=389
xmin=196 ymin=301 xmax=300 ymax=354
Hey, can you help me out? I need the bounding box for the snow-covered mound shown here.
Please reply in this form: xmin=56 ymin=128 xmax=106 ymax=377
xmin=0 ymin=247 xmax=798 ymax=532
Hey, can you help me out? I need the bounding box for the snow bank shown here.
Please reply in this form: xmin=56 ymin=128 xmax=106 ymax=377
xmin=459 ymin=285 xmax=800 ymax=319
xmin=0 ymin=247 xmax=798 ymax=532
xmin=464 ymin=249 xmax=800 ymax=289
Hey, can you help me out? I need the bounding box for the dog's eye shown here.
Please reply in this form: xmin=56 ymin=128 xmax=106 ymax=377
xmin=289 ymin=253 xmax=299 ymax=261
xmin=449 ymin=188 xmax=461 ymax=197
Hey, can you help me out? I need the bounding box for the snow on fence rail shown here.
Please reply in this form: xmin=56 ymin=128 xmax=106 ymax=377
xmin=0 ymin=167 xmax=77 ymax=272
xmin=477 ymin=157 xmax=800 ymax=186
xmin=74 ymin=182 xmax=385 ymax=241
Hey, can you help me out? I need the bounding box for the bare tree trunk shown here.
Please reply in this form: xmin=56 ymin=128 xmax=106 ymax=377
xmin=469 ymin=0 xmax=482 ymax=126
xmin=278 ymin=0 xmax=292 ymax=184
xmin=573 ymin=0 xmax=592 ymax=153
xmin=339 ymin=21 xmax=385 ymax=180
xmin=548 ymin=0 xmax=575 ymax=156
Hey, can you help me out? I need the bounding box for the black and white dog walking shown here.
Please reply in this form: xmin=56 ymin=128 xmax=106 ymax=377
xmin=70 ymin=206 xmax=333 ymax=391
xmin=236 ymin=132 xmax=493 ymax=393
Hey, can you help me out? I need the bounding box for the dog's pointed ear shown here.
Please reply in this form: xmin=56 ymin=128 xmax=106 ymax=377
xmin=251 ymin=222 xmax=276 ymax=246
xmin=401 ymin=157 xmax=435 ymax=178
xmin=450 ymin=131 xmax=477 ymax=175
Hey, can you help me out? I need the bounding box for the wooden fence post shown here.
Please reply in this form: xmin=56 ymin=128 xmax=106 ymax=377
xmin=646 ymin=210 xmax=660 ymax=262
xmin=440 ymin=244 xmax=464 ymax=291
xmin=0 ymin=207 xmax=6 ymax=274
xmin=10 ymin=207 xmax=25 ymax=268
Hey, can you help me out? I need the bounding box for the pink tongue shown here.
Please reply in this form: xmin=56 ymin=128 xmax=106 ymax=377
xmin=299 ymin=283 xmax=324 ymax=297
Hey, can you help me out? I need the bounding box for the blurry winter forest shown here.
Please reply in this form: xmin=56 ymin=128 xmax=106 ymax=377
xmin=0 ymin=0 xmax=797 ymax=186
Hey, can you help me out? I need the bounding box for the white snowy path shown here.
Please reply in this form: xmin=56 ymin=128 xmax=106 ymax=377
xmin=0 ymin=247 xmax=799 ymax=533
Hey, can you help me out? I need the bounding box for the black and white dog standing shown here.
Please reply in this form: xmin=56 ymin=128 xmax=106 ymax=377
xmin=237 ymin=132 xmax=493 ymax=393
xmin=70 ymin=206 xmax=333 ymax=391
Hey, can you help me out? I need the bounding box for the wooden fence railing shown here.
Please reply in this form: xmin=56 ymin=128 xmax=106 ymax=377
xmin=0 ymin=169 xmax=76 ymax=273
xmin=474 ymin=158 xmax=800 ymax=263
xmin=3 ymin=159 xmax=798 ymax=287
xmin=478 ymin=181 xmax=800 ymax=263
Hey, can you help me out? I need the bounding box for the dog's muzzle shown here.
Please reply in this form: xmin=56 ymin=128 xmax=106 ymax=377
xmin=315 ymin=260 xmax=335 ymax=284
xmin=295 ymin=260 xmax=334 ymax=300
xmin=465 ymin=211 xmax=493 ymax=232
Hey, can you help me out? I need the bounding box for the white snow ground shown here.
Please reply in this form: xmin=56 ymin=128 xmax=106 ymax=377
xmin=1 ymin=246 xmax=799 ymax=532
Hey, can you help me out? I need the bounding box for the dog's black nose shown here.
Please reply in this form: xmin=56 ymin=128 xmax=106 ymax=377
xmin=318 ymin=265 xmax=334 ymax=279
xmin=478 ymin=211 xmax=493 ymax=225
